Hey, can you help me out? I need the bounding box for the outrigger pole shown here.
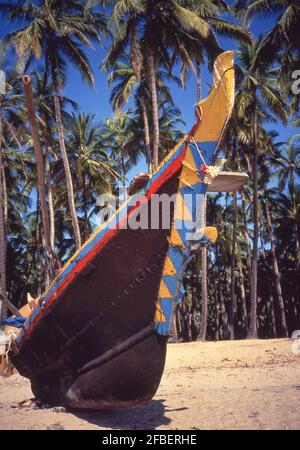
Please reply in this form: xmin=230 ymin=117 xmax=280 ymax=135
xmin=0 ymin=290 xmax=23 ymax=318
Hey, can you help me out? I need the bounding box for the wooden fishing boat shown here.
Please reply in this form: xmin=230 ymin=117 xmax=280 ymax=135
xmin=7 ymin=51 xmax=244 ymax=410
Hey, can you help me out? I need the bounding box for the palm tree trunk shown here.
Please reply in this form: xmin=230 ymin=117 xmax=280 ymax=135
xmin=196 ymin=71 xmax=208 ymax=340
xmin=269 ymin=289 xmax=277 ymax=338
xmin=187 ymin=312 xmax=193 ymax=342
xmin=0 ymin=105 xmax=7 ymax=320
xmin=196 ymin=62 xmax=201 ymax=102
xmin=290 ymin=176 xmax=300 ymax=271
xmin=295 ymin=221 xmax=300 ymax=273
xmin=83 ymin=176 xmax=89 ymax=241
xmin=121 ymin=151 xmax=127 ymax=186
xmin=34 ymin=196 xmax=42 ymax=297
xmin=170 ymin=305 xmax=179 ymax=343
xmin=1 ymin=162 xmax=7 ymax=227
xmin=238 ymin=153 xmax=251 ymax=293
xmin=240 ymin=191 xmax=252 ymax=291
xmin=265 ymin=197 xmax=288 ymax=337
xmin=248 ymin=104 xmax=258 ymax=339
xmin=177 ymin=308 xmax=182 ymax=337
xmin=229 ymin=192 xmax=237 ymax=340
xmin=129 ymin=29 xmax=152 ymax=173
xmin=23 ymin=76 xmax=52 ymax=280
xmin=215 ymin=300 xmax=220 ymax=340
xmin=140 ymin=98 xmax=152 ymax=173
xmin=43 ymin=121 xmax=55 ymax=252
xmin=197 ymin=195 xmax=208 ymax=341
xmin=45 ymin=152 xmax=55 ymax=252
xmin=292 ymin=296 xmax=298 ymax=327
xmin=52 ymin=81 xmax=81 ymax=250
xmin=239 ymin=263 xmax=248 ymax=334
xmin=147 ymin=49 xmax=160 ymax=169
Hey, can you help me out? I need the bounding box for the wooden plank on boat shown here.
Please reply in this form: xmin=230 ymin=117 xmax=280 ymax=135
xmin=207 ymin=172 xmax=249 ymax=193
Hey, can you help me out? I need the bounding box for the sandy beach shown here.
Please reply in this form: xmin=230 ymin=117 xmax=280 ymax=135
xmin=0 ymin=338 xmax=299 ymax=430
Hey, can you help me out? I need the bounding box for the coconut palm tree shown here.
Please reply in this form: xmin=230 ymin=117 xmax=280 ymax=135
xmin=257 ymin=144 xmax=289 ymax=337
xmin=276 ymin=187 xmax=300 ymax=273
xmin=100 ymin=111 xmax=143 ymax=184
xmin=0 ymin=0 xmax=105 ymax=249
xmin=272 ymin=144 xmax=300 ymax=198
xmin=176 ymin=1 xmax=251 ymax=342
xmin=291 ymin=119 xmax=300 ymax=143
xmin=222 ymin=102 xmax=253 ymax=338
xmin=102 ymin=0 xmax=250 ymax=170
xmin=107 ymin=60 xmax=181 ymax=171
xmin=0 ymin=70 xmax=26 ymax=319
xmin=22 ymin=74 xmax=53 ymax=283
xmin=66 ymin=112 xmax=119 ymax=239
xmin=236 ymin=1 xmax=300 ymax=74
xmin=29 ymin=69 xmax=78 ymax=253
xmin=271 ymin=143 xmax=300 ymax=271
xmin=236 ymin=39 xmax=288 ymax=338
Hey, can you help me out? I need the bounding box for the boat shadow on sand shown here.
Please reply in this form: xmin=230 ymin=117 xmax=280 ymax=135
xmin=70 ymin=399 xmax=187 ymax=430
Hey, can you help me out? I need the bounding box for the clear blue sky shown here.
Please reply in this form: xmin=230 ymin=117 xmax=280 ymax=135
xmin=0 ymin=5 xmax=298 ymax=181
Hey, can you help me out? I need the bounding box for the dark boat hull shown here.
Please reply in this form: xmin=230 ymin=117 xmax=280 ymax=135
xmin=30 ymin=333 xmax=167 ymax=409
xmin=10 ymin=175 xmax=179 ymax=408
xmin=9 ymin=52 xmax=236 ymax=409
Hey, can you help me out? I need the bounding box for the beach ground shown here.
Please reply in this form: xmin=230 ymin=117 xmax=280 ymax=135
xmin=0 ymin=338 xmax=299 ymax=430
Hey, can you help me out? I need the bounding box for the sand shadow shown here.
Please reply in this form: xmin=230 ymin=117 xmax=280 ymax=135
xmin=70 ymin=398 xmax=172 ymax=430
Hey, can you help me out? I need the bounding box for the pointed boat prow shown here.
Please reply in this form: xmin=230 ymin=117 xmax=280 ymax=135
xmin=192 ymin=51 xmax=235 ymax=153
xmin=9 ymin=52 xmax=237 ymax=410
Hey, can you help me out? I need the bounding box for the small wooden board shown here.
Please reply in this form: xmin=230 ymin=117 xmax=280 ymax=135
xmin=207 ymin=172 xmax=249 ymax=193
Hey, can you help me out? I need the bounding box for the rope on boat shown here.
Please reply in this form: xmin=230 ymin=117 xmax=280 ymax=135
xmin=190 ymin=136 xmax=207 ymax=166
xmin=182 ymin=161 xmax=200 ymax=175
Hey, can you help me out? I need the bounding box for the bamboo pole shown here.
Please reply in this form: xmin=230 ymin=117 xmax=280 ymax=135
xmin=0 ymin=290 xmax=22 ymax=318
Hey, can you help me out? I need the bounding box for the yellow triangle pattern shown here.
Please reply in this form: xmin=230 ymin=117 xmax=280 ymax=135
xmin=158 ymin=280 xmax=172 ymax=299
xmin=169 ymin=228 xmax=184 ymax=247
xmin=154 ymin=301 xmax=166 ymax=323
xmin=163 ymin=255 xmax=177 ymax=276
